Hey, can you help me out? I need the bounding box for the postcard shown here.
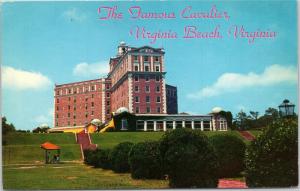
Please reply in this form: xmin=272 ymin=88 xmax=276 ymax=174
xmin=1 ymin=0 xmax=298 ymax=189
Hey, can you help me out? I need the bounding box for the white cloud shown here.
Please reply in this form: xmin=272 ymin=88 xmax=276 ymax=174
xmin=2 ymin=66 xmax=52 ymax=91
xmin=73 ymin=61 xmax=109 ymax=77
xmin=34 ymin=115 xmax=50 ymax=124
xmin=187 ymin=64 xmax=297 ymax=99
xmin=63 ymin=8 xmax=86 ymax=22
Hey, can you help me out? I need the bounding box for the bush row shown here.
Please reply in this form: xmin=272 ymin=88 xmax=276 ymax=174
xmin=84 ymin=119 xmax=297 ymax=188
xmin=83 ymin=129 xmax=246 ymax=188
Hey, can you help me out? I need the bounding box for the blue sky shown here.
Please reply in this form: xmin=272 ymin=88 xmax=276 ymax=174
xmin=1 ymin=1 xmax=298 ymax=130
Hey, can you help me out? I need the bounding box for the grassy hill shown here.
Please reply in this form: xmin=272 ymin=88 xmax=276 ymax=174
xmin=91 ymin=130 xmax=245 ymax=149
xmin=3 ymin=133 xmax=81 ymax=164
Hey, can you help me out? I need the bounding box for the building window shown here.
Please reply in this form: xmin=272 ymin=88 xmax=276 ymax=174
xmin=134 ymin=65 xmax=139 ymax=71
xmin=144 ymin=56 xmax=149 ymax=62
xmin=85 ymin=98 xmax=88 ymax=102
xmin=135 ymin=86 xmax=139 ymax=92
xmin=68 ymin=113 xmax=70 ymax=117
xmin=155 ymin=65 xmax=160 ymax=72
xmin=134 ymin=55 xmax=138 ymax=61
xmin=56 ymin=106 xmax=59 ymax=111
xmin=85 ymin=113 xmax=88 ymax=118
xmin=91 ymin=85 xmax=95 ymax=91
xmin=106 ymin=109 xmax=110 ymax=114
xmin=146 ymin=96 xmax=150 ymax=103
xmin=146 ymin=107 xmax=151 ymax=113
xmin=91 ymin=111 xmax=94 ymax=115
xmin=56 ymin=91 xmax=60 ymax=96
xmin=91 ymin=102 xmax=94 ymax=107
xmin=68 ymin=105 xmax=70 ymax=110
xmin=134 ymin=75 xmax=139 ymax=82
xmin=156 ymin=85 xmax=160 ymax=92
xmin=74 ymin=99 xmax=76 ymax=103
xmin=68 ymin=89 xmax=72 ymax=94
xmin=144 ymin=64 xmax=150 ymax=72
xmin=156 ymin=96 xmax=161 ymax=103
xmin=106 ymin=93 xmax=110 ymax=97
xmin=73 ymin=115 xmax=76 ymax=119
xmin=157 ymin=107 xmax=161 ymax=113
xmin=135 ymin=96 xmax=139 ymax=103
xmin=106 ymin=85 xmax=110 ymax=90
xmin=68 ymin=121 xmax=70 ymax=126
xmin=135 ymin=107 xmax=139 ymax=113
xmin=56 ymin=98 xmax=59 ymax=103
xmin=92 ymin=94 xmax=94 ymax=98
xmin=74 ymin=106 xmax=76 ymax=111
xmin=156 ymin=75 xmax=160 ymax=82
xmin=155 ymin=56 xmax=160 ymax=62
xmin=145 ymin=76 xmax=150 ymax=82
xmin=107 ymin=101 xmax=110 ymax=105
xmin=56 ymin=114 xmax=59 ymax=118
xmin=145 ymin=85 xmax=150 ymax=93
xmin=73 ymin=123 xmax=76 ymax=126
xmin=56 ymin=122 xmax=58 ymax=127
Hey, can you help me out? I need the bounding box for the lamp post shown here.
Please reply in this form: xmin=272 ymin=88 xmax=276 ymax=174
xmin=278 ymin=99 xmax=295 ymax=117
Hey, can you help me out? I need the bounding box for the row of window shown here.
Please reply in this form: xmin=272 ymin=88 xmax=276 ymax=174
xmin=135 ymin=96 xmax=161 ymax=103
xmin=134 ymin=64 xmax=160 ymax=72
xmin=56 ymin=101 xmax=109 ymax=111
xmin=56 ymin=85 xmax=111 ymax=96
xmin=135 ymin=106 xmax=161 ymax=113
xmin=134 ymin=85 xmax=160 ymax=93
xmin=133 ymin=55 xmax=161 ymax=63
xmin=134 ymin=75 xmax=161 ymax=82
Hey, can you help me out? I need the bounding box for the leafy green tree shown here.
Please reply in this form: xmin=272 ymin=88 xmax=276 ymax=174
xmin=219 ymin=111 xmax=233 ymax=129
xmin=235 ymin=110 xmax=250 ymax=130
xmin=2 ymin=117 xmax=16 ymax=135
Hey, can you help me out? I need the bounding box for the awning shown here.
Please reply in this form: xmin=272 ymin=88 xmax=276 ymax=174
xmin=40 ymin=142 xmax=60 ymax=150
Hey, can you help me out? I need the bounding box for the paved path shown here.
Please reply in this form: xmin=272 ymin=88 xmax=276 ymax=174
xmin=76 ymin=131 xmax=97 ymax=159
xmin=239 ymin=130 xmax=256 ymax=141
xmin=218 ymin=179 xmax=247 ymax=188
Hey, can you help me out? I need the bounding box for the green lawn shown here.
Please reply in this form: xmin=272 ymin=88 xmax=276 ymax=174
xmin=91 ymin=132 xmax=165 ymax=149
xmin=2 ymin=130 xmax=245 ymax=189
xmin=4 ymin=132 xmax=76 ymax=145
xmin=91 ymin=130 xmax=245 ymax=149
xmin=3 ymin=163 xmax=168 ymax=189
xmin=3 ymin=133 xmax=81 ymax=165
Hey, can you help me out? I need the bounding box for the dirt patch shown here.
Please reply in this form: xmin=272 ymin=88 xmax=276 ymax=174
xmin=67 ymin=176 xmax=78 ymax=180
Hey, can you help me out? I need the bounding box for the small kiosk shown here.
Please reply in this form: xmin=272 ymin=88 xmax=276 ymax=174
xmin=40 ymin=142 xmax=60 ymax=164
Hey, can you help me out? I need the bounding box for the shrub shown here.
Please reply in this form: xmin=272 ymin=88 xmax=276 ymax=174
xmin=209 ymin=134 xmax=246 ymax=178
xmin=111 ymin=142 xmax=134 ymax=173
xmin=245 ymin=118 xmax=298 ymax=187
xmin=83 ymin=149 xmax=112 ymax=169
xmin=128 ymin=141 xmax=163 ymax=179
xmin=97 ymin=149 xmax=112 ymax=169
xmin=160 ymin=128 xmax=219 ymax=188
xmin=83 ymin=149 xmax=96 ymax=166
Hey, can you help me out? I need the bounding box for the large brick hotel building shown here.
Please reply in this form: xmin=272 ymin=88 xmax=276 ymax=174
xmin=54 ymin=42 xmax=178 ymax=128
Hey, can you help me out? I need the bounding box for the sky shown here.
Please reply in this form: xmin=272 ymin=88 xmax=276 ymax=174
xmin=1 ymin=1 xmax=298 ymax=130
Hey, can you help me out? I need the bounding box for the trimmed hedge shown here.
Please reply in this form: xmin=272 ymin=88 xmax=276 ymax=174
xmin=209 ymin=134 xmax=246 ymax=178
xmin=245 ymin=118 xmax=298 ymax=187
xmin=83 ymin=148 xmax=112 ymax=169
xmin=128 ymin=141 xmax=163 ymax=179
xmin=111 ymin=142 xmax=134 ymax=173
xmin=160 ymin=128 xmax=219 ymax=188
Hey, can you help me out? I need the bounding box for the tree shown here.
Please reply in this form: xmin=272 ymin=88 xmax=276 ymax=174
xmin=265 ymin=107 xmax=279 ymax=118
xmin=249 ymin=111 xmax=259 ymax=120
xmin=235 ymin=110 xmax=249 ymax=130
xmin=219 ymin=111 xmax=233 ymax=129
xmin=2 ymin=117 xmax=16 ymax=135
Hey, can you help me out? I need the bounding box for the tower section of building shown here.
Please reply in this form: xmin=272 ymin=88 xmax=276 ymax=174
xmin=108 ymin=42 xmax=167 ymax=114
